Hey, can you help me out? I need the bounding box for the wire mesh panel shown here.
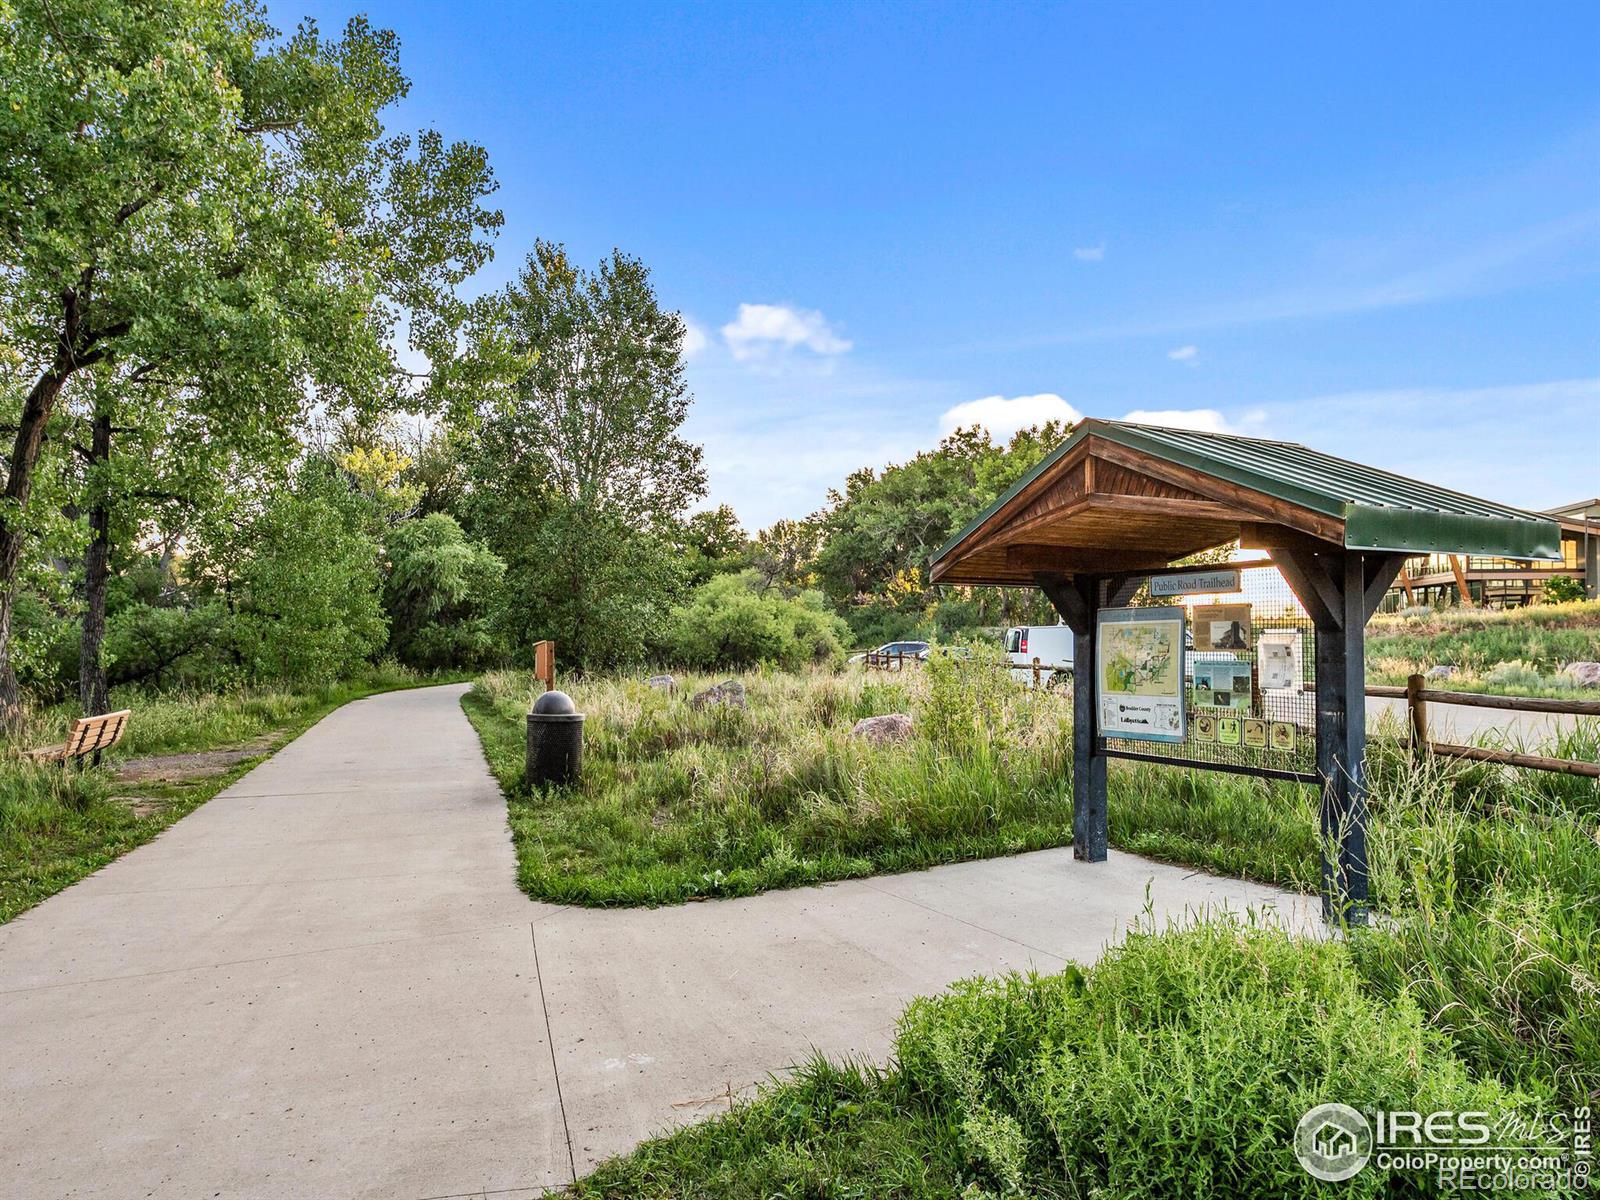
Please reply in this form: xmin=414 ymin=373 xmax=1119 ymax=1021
xmin=1098 ymin=563 xmax=1319 ymax=782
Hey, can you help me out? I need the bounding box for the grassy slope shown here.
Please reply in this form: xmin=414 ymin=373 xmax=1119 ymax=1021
xmin=1367 ymin=599 xmax=1600 ymax=695
xmin=463 ymin=666 xmax=1600 ymax=1196
xmin=0 ymin=666 xmax=460 ymax=922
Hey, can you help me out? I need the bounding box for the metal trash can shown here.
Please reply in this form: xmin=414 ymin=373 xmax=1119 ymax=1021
xmin=526 ymin=690 xmax=583 ymax=787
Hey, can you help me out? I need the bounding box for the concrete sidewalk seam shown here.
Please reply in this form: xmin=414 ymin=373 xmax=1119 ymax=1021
xmin=60 ymin=864 xmax=511 ymax=898
xmin=415 ymin=1186 xmax=563 ymax=1199
xmin=530 ymin=921 xmax=578 ymax=1185
xmin=0 ymin=919 xmax=536 ymax=997
xmin=857 ymin=878 xmax=1075 ymax=963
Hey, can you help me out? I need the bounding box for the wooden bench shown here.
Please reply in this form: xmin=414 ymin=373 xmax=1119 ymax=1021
xmin=27 ymin=709 xmax=131 ymax=767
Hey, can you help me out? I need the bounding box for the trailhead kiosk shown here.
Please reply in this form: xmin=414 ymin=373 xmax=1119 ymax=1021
xmin=929 ymin=419 xmax=1561 ymax=923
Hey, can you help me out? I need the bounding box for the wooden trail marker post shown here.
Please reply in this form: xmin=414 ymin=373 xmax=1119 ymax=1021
xmin=928 ymin=418 xmax=1563 ymax=925
xmin=533 ymin=640 xmax=555 ymax=692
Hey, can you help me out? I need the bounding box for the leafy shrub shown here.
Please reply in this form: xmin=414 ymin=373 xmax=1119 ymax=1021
xmin=668 ymin=572 xmax=849 ymax=671
xmin=383 ymin=513 xmax=505 ymax=670
xmin=1544 ymin=575 xmax=1586 ymax=604
xmin=105 ymin=601 xmax=234 ymax=691
xmin=577 ymin=916 xmax=1520 ymax=1199
xmin=230 ymin=465 xmax=388 ymax=684
xmin=895 ymin=917 xmax=1517 ymax=1198
xmin=919 ymin=639 xmax=1025 ymax=758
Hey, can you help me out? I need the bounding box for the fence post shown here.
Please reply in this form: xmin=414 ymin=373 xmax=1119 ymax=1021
xmin=1405 ymin=672 xmax=1427 ymax=762
xmin=1032 ymin=656 xmax=1041 ymax=688
xmin=534 ymin=640 xmax=555 ymax=692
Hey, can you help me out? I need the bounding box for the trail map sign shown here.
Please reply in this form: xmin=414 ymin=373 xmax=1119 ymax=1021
xmin=1096 ymin=606 xmax=1186 ymax=743
xmin=1098 ymin=565 xmax=1319 ymax=782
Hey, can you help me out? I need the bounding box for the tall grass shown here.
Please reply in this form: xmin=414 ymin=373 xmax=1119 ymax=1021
xmin=464 ymin=665 xmax=1600 ymax=1192
xmin=464 ymin=663 xmax=1077 ymax=905
xmin=1367 ymin=599 xmax=1600 ymax=694
xmin=577 ymin=915 xmax=1523 ymax=1199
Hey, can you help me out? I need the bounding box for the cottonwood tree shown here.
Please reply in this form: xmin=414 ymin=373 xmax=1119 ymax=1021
xmin=812 ymin=424 xmax=1069 ymax=640
xmin=0 ymin=3 xmax=500 ymax=717
xmin=457 ymin=241 xmax=705 ymax=525
xmin=453 ymin=243 xmax=706 ymax=667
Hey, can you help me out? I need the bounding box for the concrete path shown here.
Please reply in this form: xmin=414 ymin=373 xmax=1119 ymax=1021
xmin=0 ymin=684 xmax=1316 ymax=1199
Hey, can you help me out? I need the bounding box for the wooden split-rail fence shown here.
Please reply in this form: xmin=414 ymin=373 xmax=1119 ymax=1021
xmin=1366 ymin=674 xmax=1600 ymax=779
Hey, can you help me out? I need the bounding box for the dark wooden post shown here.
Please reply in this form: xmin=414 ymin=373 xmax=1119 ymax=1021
xmin=1036 ymin=572 xmax=1106 ymax=862
xmin=1330 ymin=551 xmax=1370 ymax=924
xmin=1278 ymin=547 xmax=1405 ymax=924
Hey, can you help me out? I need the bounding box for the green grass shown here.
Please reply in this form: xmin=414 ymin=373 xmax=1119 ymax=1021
xmin=575 ymin=916 xmax=1523 ymax=1199
xmin=463 ymin=664 xmax=1600 ymax=1195
xmin=463 ymin=666 xmax=1086 ymax=906
xmin=1368 ymin=599 xmax=1600 ymax=696
xmin=466 ymin=664 xmax=1323 ymax=905
xmin=0 ymin=664 xmax=458 ymax=923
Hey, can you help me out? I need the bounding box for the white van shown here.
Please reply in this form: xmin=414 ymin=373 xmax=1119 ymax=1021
xmin=1003 ymin=625 xmax=1074 ymax=687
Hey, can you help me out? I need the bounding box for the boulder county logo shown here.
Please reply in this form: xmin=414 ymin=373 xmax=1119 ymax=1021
xmin=1295 ymin=1102 xmax=1373 ymax=1181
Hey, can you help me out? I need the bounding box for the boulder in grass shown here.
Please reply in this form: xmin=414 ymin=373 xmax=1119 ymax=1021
xmin=645 ymin=674 xmax=678 ymax=694
xmin=1424 ymin=665 xmax=1457 ymax=681
xmin=851 ymin=713 xmax=914 ymax=745
xmin=690 ymin=679 xmax=747 ymax=710
xmin=1560 ymin=661 xmax=1600 ymax=689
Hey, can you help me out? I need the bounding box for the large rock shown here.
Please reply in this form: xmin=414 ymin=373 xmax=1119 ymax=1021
xmin=645 ymin=674 xmax=677 ymax=694
xmin=690 ymin=679 xmax=747 ymax=710
xmin=1560 ymin=661 xmax=1600 ymax=688
xmin=1424 ymin=665 xmax=1458 ymax=681
xmin=851 ymin=713 xmax=914 ymax=745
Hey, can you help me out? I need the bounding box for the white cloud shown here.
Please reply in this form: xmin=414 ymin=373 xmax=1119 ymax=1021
xmin=938 ymin=393 xmax=1084 ymax=442
xmin=1073 ymin=244 xmax=1106 ymax=262
xmin=1121 ymin=408 xmax=1235 ymax=434
xmin=1167 ymin=344 xmax=1198 ymax=363
xmin=721 ymin=303 xmax=851 ymax=361
xmin=680 ymin=318 xmax=708 ymax=359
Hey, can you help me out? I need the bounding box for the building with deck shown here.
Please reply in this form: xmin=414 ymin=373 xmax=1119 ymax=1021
xmin=1388 ymin=498 xmax=1599 ymax=608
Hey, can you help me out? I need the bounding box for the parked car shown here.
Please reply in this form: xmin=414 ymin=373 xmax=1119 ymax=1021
xmin=1004 ymin=625 xmax=1073 ymax=687
xmin=848 ymin=640 xmax=930 ymax=669
xmin=914 ymin=645 xmax=971 ymax=662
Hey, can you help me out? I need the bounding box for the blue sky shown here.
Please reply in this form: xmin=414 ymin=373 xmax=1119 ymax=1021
xmin=280 ymin=1 xmax=1599 ymax=530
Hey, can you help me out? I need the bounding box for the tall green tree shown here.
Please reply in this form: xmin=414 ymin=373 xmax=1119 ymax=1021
xmin=811 ymin=423 xmax=1067 ymax=638
xmin=382 ymin=512 xmax=504 ymax=670
xmin=456 ymin=243 xmax=706 ymax=668
xmin=678 ymin=503 xmax=747 ymax=586
xmin=0 ymin=3 xmax=500 ymax=716
xmin=197 ymin=458 xmax=388 ymax=685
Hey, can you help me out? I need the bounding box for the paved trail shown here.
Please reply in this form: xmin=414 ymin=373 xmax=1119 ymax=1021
xmin=1367 ymin=694 xmax=1591 ymax=745
xmin=0 ymin=684 xmax=1316 ymax=1200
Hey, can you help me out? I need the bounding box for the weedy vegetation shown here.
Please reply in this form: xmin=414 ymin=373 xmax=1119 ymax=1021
xmin=466 ymin=660 xmax=1600 ymax=1196
xmin=1368 ymin=599 xmax=1600 ymax=696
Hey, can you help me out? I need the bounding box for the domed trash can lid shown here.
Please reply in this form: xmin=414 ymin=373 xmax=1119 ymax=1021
xmin=530 ymin=690 xmax=582 ymax=719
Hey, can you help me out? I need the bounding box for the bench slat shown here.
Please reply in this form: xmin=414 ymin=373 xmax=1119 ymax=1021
xmin=33 ymin=709 xmax=131 ymax=764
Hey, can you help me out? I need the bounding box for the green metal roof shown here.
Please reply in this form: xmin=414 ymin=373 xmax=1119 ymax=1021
xmin=934 ymin=418 xmax=1563 ymax=566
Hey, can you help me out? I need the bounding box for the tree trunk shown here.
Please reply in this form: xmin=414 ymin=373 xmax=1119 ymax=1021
xmin=0 ymin=363 xmax=73 ymax=724
xmin=78 ymin=407 xmax=113 ymax=716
